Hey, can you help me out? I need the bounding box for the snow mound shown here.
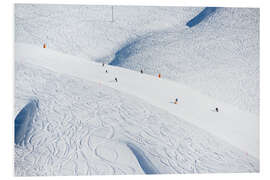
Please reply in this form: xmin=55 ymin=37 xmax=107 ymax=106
xmin=15 ymin=99 xmax=39 ymax=145
xmin=126 ymin=143 xmax=159 ymax=174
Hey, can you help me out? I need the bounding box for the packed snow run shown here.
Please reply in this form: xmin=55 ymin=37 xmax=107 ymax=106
xmin=15 ymin=43 xmax=259 ymax=175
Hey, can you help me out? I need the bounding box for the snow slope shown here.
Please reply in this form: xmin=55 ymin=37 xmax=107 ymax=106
xmin=15 ymin=4 xmax=202 ymax=62
xmin=15 ymin=4 xmax=259 ymax=122
xmin=15 ymin=43 xmax=259 ymax=159
xmin=109 ymin=8 xmax=259 ymax=115
xmin=15 ymin=48 xmax=259 ymax=176
xmin=14 ymin=5 xmax=259 ymax=176
xmin=15 ymin=5 xmax=259 ymax=115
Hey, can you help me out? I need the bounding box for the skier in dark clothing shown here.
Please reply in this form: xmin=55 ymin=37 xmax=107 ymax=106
xmin=102 ymin=63 xmax=105 ymax=67
xmin=174 ymin=98 xmax=178 ymax=104
xmin=215 ymin=107 xmax=219 ymax=112
xmin=140 ymin=69 xmax=143 ymax=74
xmin=115 ymin=77 xmax=118 ymax=82
xmin=105 ymin=70 xmax=108 ymax=73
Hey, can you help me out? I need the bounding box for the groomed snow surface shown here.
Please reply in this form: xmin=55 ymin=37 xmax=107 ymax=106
xmin=14 ymin=4 xmax=259 ymax=176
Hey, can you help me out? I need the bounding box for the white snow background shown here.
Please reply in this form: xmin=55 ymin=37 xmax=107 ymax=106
xmin=14 ymin=4 xmax=259 ymax=176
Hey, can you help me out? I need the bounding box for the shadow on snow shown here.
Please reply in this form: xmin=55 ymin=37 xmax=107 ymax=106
xmin=126 ymin=142 xmax=159 ymax=174
xmin=15 ymin=99 xmax=39 ymax=145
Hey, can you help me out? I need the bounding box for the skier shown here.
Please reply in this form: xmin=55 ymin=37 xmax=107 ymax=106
xmin=158 ymin=73 xmax=161 ymax=78
xmin=43 ymin=43 xmax=46 ymax=48
xmin=215 ymin=107 xmax=219 ymax=112
xmin=102 ymin=62 xmax=105 ymax=67
xmin=140 ymin=69 xmax=143 ymax=74
xmin=174 ymin=98 xmax=178 ymax=104
xmin=105 ymin=70 xmax=108 ymax=73
xmin=115 ymin=77 xmax=118 ymax=83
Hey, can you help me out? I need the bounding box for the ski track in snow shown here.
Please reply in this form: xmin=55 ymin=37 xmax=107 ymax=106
xmin=15 ymin=62 xmax=259 ymax=176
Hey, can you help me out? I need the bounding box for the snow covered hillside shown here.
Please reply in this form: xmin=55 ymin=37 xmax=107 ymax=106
xmin=15 ymin=44 xmax=258 ymax=176
xmin=15 ymin=43 xmax=259 ymax=159
xmin=14 ymin=4 xmax=260 ymax=176
xmin=109 ymin=8 xmax=259 ymax=115
xmin=15 ymin=5 xmax=259 ymax=115
xmin=15 ymin=4 xmax=202 ymax=61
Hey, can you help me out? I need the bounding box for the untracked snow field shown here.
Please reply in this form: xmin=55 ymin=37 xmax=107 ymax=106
xmin=14 ymin=4 xmax=259 ymax=176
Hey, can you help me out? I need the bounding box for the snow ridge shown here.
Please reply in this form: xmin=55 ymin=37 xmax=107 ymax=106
xmin=126 ymin=143 xmax=159 ymax=174
xmin=15 ymin=99 xmax=39 ymax=145
xmin=109 ymin=35 xmax=149 ymax=66
xmin=186 ymin=7 xmax=217 ymax=27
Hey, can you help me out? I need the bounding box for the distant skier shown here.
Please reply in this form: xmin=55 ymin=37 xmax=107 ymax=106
xmin=115 ymin=77 xmax=118 ymax=83
xmin=102 ymin=62 xmax=105 ymax=67
xmin=174 ymin=98 xmax=178 ymax=104
xmin=158 ymin=73 xmax=161 ymax=78
xmin=105 ymin=70 xmax=108 ymax=73
xmin=140 ymin=69 xmax=143 ymax=74
xmin=215 ymin=107 xmax=219 ymax=112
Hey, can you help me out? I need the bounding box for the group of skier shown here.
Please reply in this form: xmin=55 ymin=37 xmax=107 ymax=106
xmin=101 ymin=62 xmax=220 ymax=113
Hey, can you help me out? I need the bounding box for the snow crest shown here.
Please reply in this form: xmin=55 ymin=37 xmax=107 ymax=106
xmin=15 ymin=99 xmax=39 ymax=146
xmin=186 ymin=7 xmax=217 ymax=27
xmin=126 ymin=143 xmax=159 ymax=174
